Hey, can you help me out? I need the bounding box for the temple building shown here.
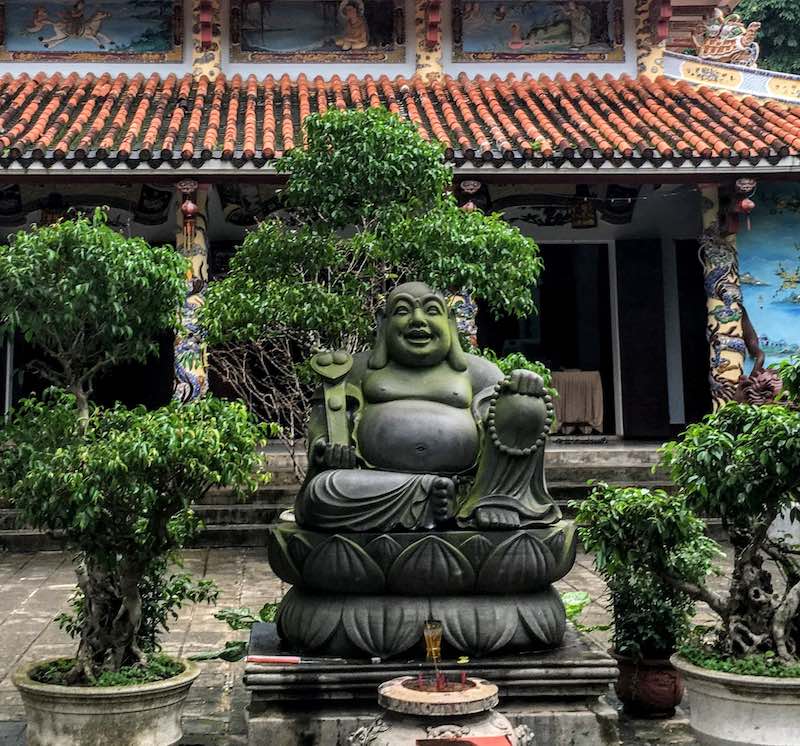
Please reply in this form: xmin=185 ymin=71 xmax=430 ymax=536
xmin=2 ymin=0 xmax=800 ymax=440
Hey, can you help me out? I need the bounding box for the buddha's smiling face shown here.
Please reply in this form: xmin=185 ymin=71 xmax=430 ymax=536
xmin=385 ymin=284 xmax=452 ymax=368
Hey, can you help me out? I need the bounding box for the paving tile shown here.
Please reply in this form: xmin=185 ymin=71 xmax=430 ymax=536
xmin=0 ymin=547 xmax=734 ymax=745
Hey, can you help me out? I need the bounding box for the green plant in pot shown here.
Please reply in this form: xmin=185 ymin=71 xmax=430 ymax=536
xmin=0 ymin=212 xmax=272 ymax=746
xmin=575 ymin=484 xmax=717 ymax=718
xmin=657 ymin=386 xmax=800 ymax=746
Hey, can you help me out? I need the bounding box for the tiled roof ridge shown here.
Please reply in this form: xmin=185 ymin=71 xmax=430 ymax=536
xmin=0 ymin=71 xmax=797 ymax=169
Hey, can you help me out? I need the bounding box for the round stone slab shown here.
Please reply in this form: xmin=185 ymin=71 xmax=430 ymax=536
xmin=378 ymin=676 xmax=499 ymax=717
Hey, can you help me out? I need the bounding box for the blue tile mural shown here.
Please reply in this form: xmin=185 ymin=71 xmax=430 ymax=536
xmin=0 ymin=1 xmax=182 ymax=60
xmin=738 ymin=183 xmax=800 ymax=370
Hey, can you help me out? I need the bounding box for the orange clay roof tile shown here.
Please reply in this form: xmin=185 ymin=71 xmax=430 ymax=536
xmin=0 ymin=72 xmax=797 ymax=168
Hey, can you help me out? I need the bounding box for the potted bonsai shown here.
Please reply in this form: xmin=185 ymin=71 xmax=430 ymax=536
xmin=0 ymin=212 xmax=271 ymax=746
xmin=575 ymin=484 xmax=717 ymax=718
xmin=658 ymin=391 xmax=800 ymax=746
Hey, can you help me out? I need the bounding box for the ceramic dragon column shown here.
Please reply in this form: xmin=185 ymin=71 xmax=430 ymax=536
xmin=700 ymin=185 xmax=746 ymax=410
xmin=267 ymin=282 xmax=577 ymax=659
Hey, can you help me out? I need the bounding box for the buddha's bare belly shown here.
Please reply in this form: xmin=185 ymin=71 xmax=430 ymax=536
xmin=356 ymin=400 xmax=479 ymax=474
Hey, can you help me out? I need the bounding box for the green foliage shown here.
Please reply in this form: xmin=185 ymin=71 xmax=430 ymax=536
xmin=737 ymin=0 xmax=800 ymax=75
xmin=561 ymin=591 xmax=592 ymax=622
xmin=276 ymin=107 xmax=450 ymax=228
xmin=188 ymin=602 xmax=280 ymax=662
xmin=660 ymin=403 xmax=800 ymax=533
xmin=680 ymin=640 xmax=800 ymax=678
xmin=560 ymin=591 xmax=611 ymax=635
xmin=0 ymin=391 xmax=273 ymax=680
xmin=202 ymin=109 xmax=542 ymax=443
xmin=31 ymin=655 xmax=184 ymax=687
xmin=476 ymin=349 xmax=554 ymax=391
xmin=574 ymin=484 xmax=717 ymax=659
xmin=0 ymin=210 xmax=186 ymax=399
xmin=774 ymin=353 xmax=800 ymax=403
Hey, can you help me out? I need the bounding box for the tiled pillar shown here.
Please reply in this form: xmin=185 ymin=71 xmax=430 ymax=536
xmin=635 ymin=0 xmax=667 ymax=76
xmin=192 ymin=0 xmax=222 ymax=80
xmin=174 ymin=180 xmax=210 ymax=403
xmin=700 ymin=184 xmax=745 ymax=410
xmin=415 ymin=0 xmax=443 ymax=80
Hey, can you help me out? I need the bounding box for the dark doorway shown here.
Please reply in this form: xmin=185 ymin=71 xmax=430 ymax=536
xmin=615 ymin=240 xmax=671 ymax=439
xmin=675 ymin=239 xmax=712 ymax=425
xmin=478 ymin=243 xmax=616 ymax=435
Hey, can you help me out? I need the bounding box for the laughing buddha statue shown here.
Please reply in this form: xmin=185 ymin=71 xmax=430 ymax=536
xmin=297 ymin=281 xmax=561 ymax=533
xmin=268 ymin=282 xmax=577 ymax=659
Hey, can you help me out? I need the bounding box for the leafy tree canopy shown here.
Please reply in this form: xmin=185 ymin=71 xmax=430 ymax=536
xmin=201 ymin=108 xmax=543 ymax=446
xmin=0 ymin=209 xmax=186 ymax=416
xmin=737 ymin=0 xmax=800 ymax=74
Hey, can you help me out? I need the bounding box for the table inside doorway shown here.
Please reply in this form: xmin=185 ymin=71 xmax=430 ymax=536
xmin=551 ymin=370 xmax=604 ymax=434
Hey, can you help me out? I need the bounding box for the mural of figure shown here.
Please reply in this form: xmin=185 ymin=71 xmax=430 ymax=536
xmin=335 ymin=0 xmax=368 ymax=50
xmin=565 ymin=1 xmax=591 ymax=47
xmin=27 ymin=4 xmax=113 ymax=50
xmin=508 ymin=22 xmax=524 ymax=50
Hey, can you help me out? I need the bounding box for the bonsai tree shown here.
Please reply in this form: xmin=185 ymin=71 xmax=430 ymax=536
xmin=659 ymin=397 xmax=800 ymax=666
xmin=575 ymin=484 xmax=717 ymax=660
xmin=0 ymin=392 xmax=270 ymax=684
xmin=0 ymin=213 xmax=275 ymax=684
xmin=202 ymin=108 xmax=543 ymax=460
xmin=0 ymin=209 xmax=186 ymax=421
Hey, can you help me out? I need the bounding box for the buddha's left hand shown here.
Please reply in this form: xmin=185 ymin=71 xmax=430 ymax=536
xmin=506 ymin=369 xmax=545 ymax=396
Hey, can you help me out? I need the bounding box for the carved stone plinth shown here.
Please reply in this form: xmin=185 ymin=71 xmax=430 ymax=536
xmin=268 ymin=521 xmax=577 ymax=594
xmin=269 ymin=520 xmax=577 ymax=657
xmin=245 ymin=624 xmax=620 ymax=746
xmin=278 ymin=587 xmax=566 ymax=658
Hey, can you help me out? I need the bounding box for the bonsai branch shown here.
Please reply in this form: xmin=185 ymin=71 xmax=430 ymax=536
xmin=773 ymin=579 xmax=800 ymax=662
xmin=661 ymin=571 xmax=729 ymax=621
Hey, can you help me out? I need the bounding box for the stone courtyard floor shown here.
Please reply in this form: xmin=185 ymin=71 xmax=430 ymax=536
xmin=0 ymin=547 xmax=734 ymax=745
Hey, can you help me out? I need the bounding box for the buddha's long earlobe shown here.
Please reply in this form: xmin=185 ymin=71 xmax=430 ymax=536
xmin=447 ymin=313 xmax=469 ymax=372
xmin=368 ymin=312 xmax=389 ymax=369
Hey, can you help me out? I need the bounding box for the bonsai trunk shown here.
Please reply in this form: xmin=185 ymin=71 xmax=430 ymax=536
xmin=68 ymin=560 xmax=145 ymax=684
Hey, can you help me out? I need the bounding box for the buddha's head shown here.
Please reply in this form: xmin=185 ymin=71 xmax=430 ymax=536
xmin=369 ymin=282 xmax=468 ymax=370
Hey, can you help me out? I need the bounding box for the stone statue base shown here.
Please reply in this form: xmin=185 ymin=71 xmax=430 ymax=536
xmin=245 ymin=624 xmax=620 ymax=746
xmin=278 ymin=587 xmax=566 ymax=658
xmin=268 ymin=519 xmax=577 ymax=658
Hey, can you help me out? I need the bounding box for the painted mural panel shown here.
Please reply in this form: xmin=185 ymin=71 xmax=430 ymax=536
xmin=738 ymin=184 xmax=800 ymax=370
xmin=230 ymin=0 xmax=406 ymax=61
xmin=453 ymin=0 xmax=624 ymax=61
xmin=0 ymin=1 xmax=183 ymax=61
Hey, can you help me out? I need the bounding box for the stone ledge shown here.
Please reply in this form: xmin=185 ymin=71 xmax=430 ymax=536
xmin=245 ymin=624 xmax=617 ymax=701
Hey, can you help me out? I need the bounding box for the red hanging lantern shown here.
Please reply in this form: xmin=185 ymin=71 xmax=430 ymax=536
xmin=738 ymin=196 xmax=755 ymax=231
xmin=182 ymin=198 xmax=198 ymax=250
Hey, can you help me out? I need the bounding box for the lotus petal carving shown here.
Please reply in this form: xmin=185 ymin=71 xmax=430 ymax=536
xmin=266 ymin=529 xmax=303 ymax=586
xmin=543 ymin=523 xmax=577 ymax=581
xmin=277 ymin=589 xmax=343 ymax=651
xmin=387 ymin=536 xmax=475 ymax=594
xmin=303 ymin=535 xmax=385 ymax=593
xmin=459 ymin=534 xmax=495 ymax=571
xmin=342 ymin=598 xmax=427 ymax=657
xmin=431 ymin=597 xmax=517 ymax=655
xmin=364 ymin=534 xmax=403 ymax=575
xmin=477 ymin=531 xmax=556 ymax=592
xmin=517 ymin=589 xmax=566 ymax=647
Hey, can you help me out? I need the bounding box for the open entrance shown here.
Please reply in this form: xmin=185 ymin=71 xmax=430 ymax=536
xmin=478 ymin=243 xmax=616 ymax=436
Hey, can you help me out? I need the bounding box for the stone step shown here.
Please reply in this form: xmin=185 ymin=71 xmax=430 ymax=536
xmin=194 ymin=504 xmax=289 ymax=525
xmin=200 ymin=485 xmax=297 ymax=505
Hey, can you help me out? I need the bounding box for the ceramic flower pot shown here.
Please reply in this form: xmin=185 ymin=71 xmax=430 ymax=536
xmin=612 ymin=650 xmax=684 ymax=718
xmin=13 ymin=658 xmax=200 ymax=746
xmin=672 ymin=654 xmax=800 ymax=746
